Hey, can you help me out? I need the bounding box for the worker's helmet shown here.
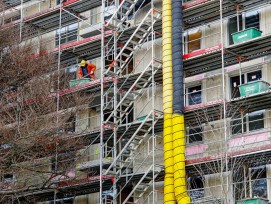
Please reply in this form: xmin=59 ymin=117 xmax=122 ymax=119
xmin=81 ymin=60 xmax=86 ymax=66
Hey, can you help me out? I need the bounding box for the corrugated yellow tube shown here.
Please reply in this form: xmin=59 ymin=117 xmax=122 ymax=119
xmin=173 ymin=114 xmax=191 ymax=203
xmin=162 ymin=0 xmax=175 ymax=203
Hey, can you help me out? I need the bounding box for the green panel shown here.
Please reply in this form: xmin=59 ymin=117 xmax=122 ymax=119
xmin=69 ymin=79 xmax=90 ymax=87
xmin=239 ymin=80 xmax=270 ymax=97
xmin=232 ymin=28 xmax=262 ymax=44
xmin=136 ymin=115 xmax=147 ymax=121
xmin=236 ymin=198 xmax=269 ymax=204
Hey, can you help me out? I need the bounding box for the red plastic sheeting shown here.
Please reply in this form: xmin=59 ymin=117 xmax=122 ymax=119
xmin=183 ymin=44 xmax=222 ymax=60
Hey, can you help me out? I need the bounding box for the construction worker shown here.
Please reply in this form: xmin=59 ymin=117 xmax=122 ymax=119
xmin=86 ymin=60 xmax=96 ymax=80
xmin=78 ymin=60 xmax=89 ymax=79
xmin=78 ymin=60 xmax=96 ymax=80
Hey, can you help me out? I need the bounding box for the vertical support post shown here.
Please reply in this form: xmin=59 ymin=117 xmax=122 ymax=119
xmin=151 ymin=1 xmax=156 ymax=203
xmin=54 ymin=1 xmax=63 ymax=203
xmin=238 ymin=57 xmax=244 ymax=133
xmin=220 ymin=0 xmax=229 ymax=202
xmin=243 ymin=165 xmax=247 ymax=198
xmin=236 ymin=5 xmax=240 ymax=32
xmin=100 ymin=1 xmax=105 ymax=204
xmin=20 ymin=0 xmax=23 ymax=41
xmin=113 ymin=1 xmax=119 ymax=203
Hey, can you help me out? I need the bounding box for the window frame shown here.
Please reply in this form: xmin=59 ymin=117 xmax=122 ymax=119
xmin=184 ymin=29 xmax=202 ymax=54
xmin=187 ymin=126 xmax=204 ymax=144
xmin=188 ymin=176 xmax=205 ymax=202
xmin=186 ymin=84 xmax=202 ymax=106
xmin=55 ymin=23 xmax=78 ymax=46
xmin=229 ymin=70 xmax=262 ymax=99
xmin=231 ymin=110 xmax=265 ymax=135
xmin=249 ymin=166 xmax=267 ymax=198
xmin=228 ymin=9 xmax=261 ymax=45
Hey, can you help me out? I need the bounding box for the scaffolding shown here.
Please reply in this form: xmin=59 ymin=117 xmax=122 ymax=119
xmin=1 ymin=0 xmax=271 ymax=203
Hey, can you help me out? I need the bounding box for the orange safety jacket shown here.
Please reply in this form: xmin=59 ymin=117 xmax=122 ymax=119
xmin=78 ymin=63 xmax=96 ymax=79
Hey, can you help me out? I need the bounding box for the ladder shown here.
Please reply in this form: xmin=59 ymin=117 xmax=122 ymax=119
xmin=104 ymin=58 xmax=162 ymax=126
xmin=105 ymin=8 xmax=161 ymax=76
xmin=123 ymin=165 xmax=162 ymax=204
xmin=105 ymin=0 xmax=139 ymax=30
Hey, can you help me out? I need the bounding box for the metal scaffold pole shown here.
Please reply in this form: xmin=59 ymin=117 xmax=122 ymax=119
xmin=100 ymin=1 xmax=105 ymax=203
xmin=20 ymin=0 xmax=23 ymax=41
xmin=113 ymin=1 xmax=119 ymax=203
xmin=54 ymin=0 xmax=63 ymax=203
xmin=151 ymin=0 xmax=156 ymax=202
xmin=220 ymin=0 xmax=229 ymax=202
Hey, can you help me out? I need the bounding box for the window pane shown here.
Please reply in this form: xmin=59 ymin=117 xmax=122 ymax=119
xmin=189 ymin=127 xmax=203 ymax=143
xmin=231 ymin=116 xmax=246 ymax=135
xmin=251 ymin=166 xmax=267 ymax=198
xmin=188 ymin=31 xmax=201 ymax=53
xmin=248 ymin=110 xmax=264 ymax=131
xmin=245 ymin=10 xmax=260 ymax=29
xmin=55 ymin=24 xmax=78 ymax=46
xmin=247 ymin=70 xmax=262 ymax=82
xmin=189 ymin=176 xmax=204 ymax=202
xmin=67 ymin=30 xmax=77 ymax=42
xmin=188 ymin=85 xmax=201 ymax=105
xmin=228 ymin=15 xmax=243 ymax=45
xmin=230 ymin=75 xmax=244 ymax=98
xmin=57 ymin=0 xmax=67 ymax=5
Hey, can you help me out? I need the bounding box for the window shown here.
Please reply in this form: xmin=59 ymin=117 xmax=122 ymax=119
xmin=189 ymin=176 xmax=204 ymax=201
xmin=55 ymin=24 xmax=78 ymax=46
xmin=185 ymin=30 xmax=201 ymax=53
xmin=230 ymin=70 xmax=262 ymax=98
xmin=231 ymin=110 xmax=264 ymax=135
xmin=250 ymin=166 xmax=267 ymax=198
xmin=4 ymin=12 xmax=21 ymax=24
xmin=245 ymin=11 xmax=260 ymax=29
xmin=228 ymin=15 xmax=242 ymax=45
xmin=188 ymin=126 xmax=203 ymax=143
xmin=233 ymin=165 xmax=267 ymax=200
xmin=187 ymin=85 xmax=202 ymax=105
xmin=102 ymin=190 xmax=114 ymax=203
xmin=230 ymin=75 xmax=244 ymax=98
xmin=228 ymin=10 xmax=260 ymax=45
xmin=56 ymin=0 xmax=68 ymax=5
xmin=2 ymin=174 xmax=13 ymax=183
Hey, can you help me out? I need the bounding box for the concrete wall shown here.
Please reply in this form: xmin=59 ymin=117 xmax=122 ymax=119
xmin=133 ymin=134 xmax=163 ymax=174
xmin=134 ymin=38 xmax=162 ymax=73
xmin=134 ymin=85 xmax=163 ymax=119
xmin=205 ymin=75 xmax=223 ymax=102
xmin=204 ymin=23 xmax=221 ymax=48
xmin=204 ymin=172 xmax=233 ymax=203
xmin=76 ymin=109 xmax=90 ymax=132
xmin=23 ymin=0 xmax=57 ymax=18
xmin=76 ymin=144 xmax=99 ymax=168
xmin=261 ymin=5 xmax=271 ymax=35
xmin=15 ymin=157 xmax=51 ymax=189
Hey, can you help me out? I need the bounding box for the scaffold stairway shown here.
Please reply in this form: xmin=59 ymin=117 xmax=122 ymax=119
xmin=104 ymin=58 xmax=162 ymax=125
xmin=106 ymin=8 xmax=161 ymax=76
xmin=105 ymin=110 xmax=162 ymax=175
xmin=123 ymin=165 xmax=162 ymax=204
xmin=106 ymin=0 xmax=139 ymax=30
xmin=103 ymin=110 xmax=163 ymax=204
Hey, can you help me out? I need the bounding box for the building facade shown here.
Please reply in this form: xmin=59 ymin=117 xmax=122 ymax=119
xmin=1 ymin=0 xmax=271 ymax=203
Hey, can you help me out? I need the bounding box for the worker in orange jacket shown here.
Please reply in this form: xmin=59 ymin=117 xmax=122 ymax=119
xmin=78 ymin=60 xmax=96 ymax=80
